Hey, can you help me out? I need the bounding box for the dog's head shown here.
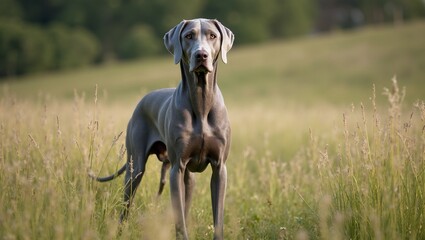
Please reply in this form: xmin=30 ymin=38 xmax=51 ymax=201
xmin=164 ymin=18 xmax=234 ymax=73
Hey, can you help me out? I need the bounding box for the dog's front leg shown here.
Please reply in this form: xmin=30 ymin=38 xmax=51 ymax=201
xmin=170 ymin=162 xmax=189 ymax=240
xmin=211 ymin=163 xmax=227 ymax=240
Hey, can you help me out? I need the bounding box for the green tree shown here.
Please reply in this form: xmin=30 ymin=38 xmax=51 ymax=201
xmin=270 ymin=0 xmax=317 ymax=38
xmin=0 ymin=19 xmax=53 ymax=76
xmin=203 ymin=0 xmax=276 ymax=44
xmin=358 ymin=0 xmax=425 ymax=24
xmin=116 ymin=25 xmax=161 ymax=59
xmin=0 ymin=0 xmax=23 ymax=20
xmin=48 ymin=23 xmax=100 ymax=69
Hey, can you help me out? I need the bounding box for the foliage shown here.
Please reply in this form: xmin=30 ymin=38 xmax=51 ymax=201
xmin=116 ymin=25 xmax=161 ymax=60
xmin=0 ymin=0 xmax=22 ymax=20
xmin=0 ymin=19 xmax=53 ymax=76
xmin=0 ymin=19 xmax=99 ymax=76
xmin=271 ymin=0 xmax=317 ymax=37
xmin=1 ymin=0 xmax=424 ymax=77
xmin=48 ymin=24 xmax=100 ymax=69
xmin=203 ymin=0 xmax=276 ymax=43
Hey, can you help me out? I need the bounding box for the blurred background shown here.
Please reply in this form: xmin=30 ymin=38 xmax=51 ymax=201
xmin=1 ymin=0 xmax=424 ymax=78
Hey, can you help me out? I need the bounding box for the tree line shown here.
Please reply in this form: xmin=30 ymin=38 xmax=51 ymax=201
xmin=1 ymin=0 xmax=424 ymax=77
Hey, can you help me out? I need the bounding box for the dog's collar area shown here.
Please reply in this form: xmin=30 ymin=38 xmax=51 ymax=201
xmin=193 ymin=71 xmax=209 ymax=84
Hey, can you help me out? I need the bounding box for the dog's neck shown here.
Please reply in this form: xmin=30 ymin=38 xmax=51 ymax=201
xmin=180 ymin=61 xmax=218 ymax=120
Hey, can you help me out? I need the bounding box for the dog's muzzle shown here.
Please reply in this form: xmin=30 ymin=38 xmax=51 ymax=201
xmin=190 ymin=50 xmax=213 ymax=73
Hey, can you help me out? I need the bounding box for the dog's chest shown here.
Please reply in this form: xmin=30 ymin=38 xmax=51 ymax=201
xmin=177 ymin=120 xmax=227 ymax=172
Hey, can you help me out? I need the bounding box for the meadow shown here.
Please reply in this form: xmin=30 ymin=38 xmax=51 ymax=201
xmin=1 ymin=21 xmax=424 ymax=239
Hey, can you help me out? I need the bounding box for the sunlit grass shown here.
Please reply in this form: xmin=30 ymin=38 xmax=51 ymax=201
xmin=1 ymin=78 xmax=423 ymax=239
xmin=313 ymin=79 xmax=425 ymax=239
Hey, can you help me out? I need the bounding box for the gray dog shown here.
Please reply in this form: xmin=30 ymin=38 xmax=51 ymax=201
xmin=92 ymin=18 xmax=234 ymax=239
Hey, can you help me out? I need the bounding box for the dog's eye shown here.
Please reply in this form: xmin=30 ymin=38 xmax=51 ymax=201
xmin=210 ymin=33 xmax=217 ymax=39
xmin=185 ymin=33 xmax=193 ymax=40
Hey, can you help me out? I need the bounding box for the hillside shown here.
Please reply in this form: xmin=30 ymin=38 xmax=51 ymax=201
xmin=1 ymin=20 xmax=424 ymax=107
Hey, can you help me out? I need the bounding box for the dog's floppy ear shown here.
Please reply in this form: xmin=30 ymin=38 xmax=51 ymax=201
xmin=164 ymin=20 xmax=187 ymax=64
xmin=213 ymin=19 xmax=234 ymax=64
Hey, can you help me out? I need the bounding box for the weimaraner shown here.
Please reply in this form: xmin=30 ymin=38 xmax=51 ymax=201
xmin=92 ymin=18 xmax=234 ymax=239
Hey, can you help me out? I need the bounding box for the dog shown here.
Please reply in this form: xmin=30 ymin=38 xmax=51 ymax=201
xmin=92 ymin=18 xmax=234 ymax=239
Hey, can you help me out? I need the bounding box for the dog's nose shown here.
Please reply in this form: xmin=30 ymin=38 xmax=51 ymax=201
xmin=195 ymin=50 xmax=208 ymax=61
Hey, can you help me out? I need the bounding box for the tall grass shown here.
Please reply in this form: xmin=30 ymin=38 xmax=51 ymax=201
xmin=1 ymin=78 xmax=423 ymax=239
xmin=312 ymin=78 xmax=424 ymax=239
xmin=0 ymin=91 xmax=121 ymax=239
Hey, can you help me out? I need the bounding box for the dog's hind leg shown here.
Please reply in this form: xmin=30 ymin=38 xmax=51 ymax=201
xmin=119 ymin=149 xmax=148 ymax=222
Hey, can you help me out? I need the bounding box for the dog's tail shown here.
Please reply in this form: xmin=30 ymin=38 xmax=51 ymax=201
xmin=88 ymin=164 xmax=126 ymax=182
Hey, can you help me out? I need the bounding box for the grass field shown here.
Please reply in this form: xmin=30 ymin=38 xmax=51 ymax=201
xmin=1 ymin=21 xmax=424 ymax=239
